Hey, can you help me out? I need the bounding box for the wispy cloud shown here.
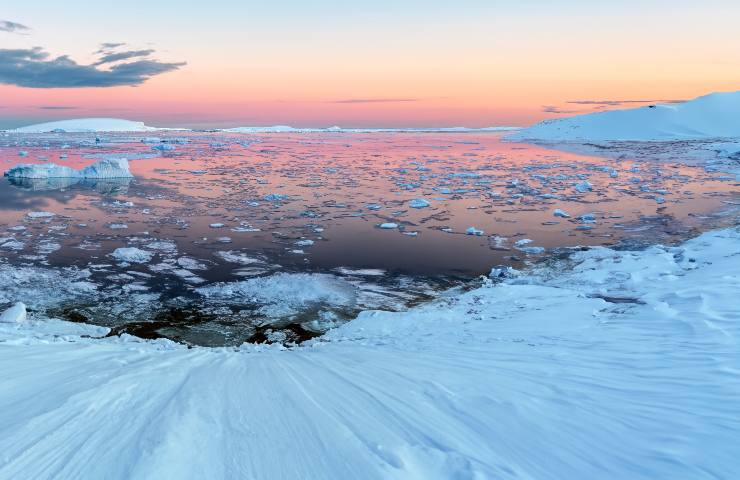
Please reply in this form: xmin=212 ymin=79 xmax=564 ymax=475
xmin=37 ymin=105 xmax=78 ymax=110
xmin=0 ymin=20 xmax=30 ymax=34
xmin=330 ymin=98 xmax=420 ymax=104
xmin=542 ymin=105 xmax=579 ymax=114
xmin=567 ymin=99 xmax=685 ymax=107
xmin=94 ymin=49 xmax=156 ymax=66
xmin=0 ymin=47 xmax=185 ymax=88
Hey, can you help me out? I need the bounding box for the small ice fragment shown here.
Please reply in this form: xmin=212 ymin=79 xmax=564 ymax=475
xmin=574 ymin=181 xmax=593 ymax=193
xmin=578 ymin=213 xmax=596 ymax=223
xmin=0 ymin=302 xmax=26 ymax=323
xmin=152 ymin=144 xmax=176 ymax=151
xmin=209 ymin=223 xmax=225 ymax=228
xmin=379 ymin=223 xmax=398 ymax=229
xmin=466 ymin=227 xmax=484 ymax=236
xmin=655 ymin=196 xmax=665 ymax=204
xmin=111 ymin=247 xmax=153 ymax=264
xmin=107 ymin=223 xmax=128 ymax=229
xmin=295 ymin=239 xmax=315 ymax=247
xmin=27 ymin=211 xmax=55 ymax=219
xmin=553 ymin=209 xmax=571 ymax=218
xmin=409 ymin=198 xmax=430 ymax=209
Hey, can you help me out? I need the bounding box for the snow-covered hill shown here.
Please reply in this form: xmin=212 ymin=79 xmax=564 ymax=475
xmin=509 ymin=91 xmax=740 ymax=142
xmin=13 ymin=118 xmax=157 ymax=133
xmin=0 ymin=226 xmax=738 ymax=479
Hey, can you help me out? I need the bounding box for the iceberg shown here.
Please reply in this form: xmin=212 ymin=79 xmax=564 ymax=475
xmin=5 ymin=158 xmax=134 ymax=180
xmin=13 ymin=118 xmax=157 ymax=133
xmin=508 ymin=91 xmax=740 ymax=142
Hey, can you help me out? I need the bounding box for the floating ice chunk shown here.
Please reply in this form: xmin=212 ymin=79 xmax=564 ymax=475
xmin=14 ymin=118 xmax=154 ymax=133
xmin=513 ymin=238 xmax=545 ymax=254
xmin=574 ymin=181 xmax=593 ymax=193
xmin=578 ymin=213 xmax=596 ymax=223
xmin=152 ymin=144 xmax=176 ymax=151
xmin=107 ymin=223 xmax=128 ymax=229
xmin=214 ymin=251 xmax=263 ymax=265
xmin=80 ymin=158 xmax=133 ymax=179
xmin=466 ymin=227 xmax=484 ymax=236
xmin=295 ymin=239 xmax=315 ymax=247
xmin=409 ymin=198 xmax=431 ymax=209
xmin=5 ymin=158 xmax=133 ymax=179
xmin=141 ymin=137 xmax=162 ymax=144
xmin=216 ymin=236 xmax=232 ymax=243
xmin=378 ymin=223 xmax=398 ymax=229
xmin=0 ymin=302 xmax=26 ymax=323
xmin=18 ymin=151 xmax=29 ymax=157
xmin=655 ymin=196 xmax=666 ymax=204
xmin=196 ymin=272 xmax=358 ymax=319
xmin=177 ymin=257 xmax=208 ymax=271
xmin=264 ymin=193 xmax=290 ymax=202
xmin=554 ymin=209 xmax=571 ymax=218
xmin=111 ymin=247 xmax=153 ymax=264
xmin=27 ymin=211 xmax=55 ymax=219
xmin=209 ymin=223 xmax=225 ymax=229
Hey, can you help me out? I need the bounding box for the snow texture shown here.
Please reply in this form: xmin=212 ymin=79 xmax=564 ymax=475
xmin=0 ymin=226 xmax=738 ymax=478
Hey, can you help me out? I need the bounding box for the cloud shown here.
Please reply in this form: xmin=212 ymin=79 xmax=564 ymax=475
xmin=37 ymin=105 xmax=78 ymax=110
xmin=0 ymin=47 xmax=185 ymax=88
xmin=94 ymin=49 xmax=155 ymax=65
xmin=542 ymin=105 xmax=579 ymax=114
xmin=98 ymin=42 xmax=127 ymax=51
xmin=0 ymin=20 xmax=30 ymax=34
xmin=330 ymin=98 xmax=420 ymax=104
xmin=567 ymin=99 xmax=685 ymax=106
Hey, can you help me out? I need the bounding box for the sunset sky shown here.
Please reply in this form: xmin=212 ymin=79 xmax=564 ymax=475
xmin=2 ymin=0 xmax=740 ymax=129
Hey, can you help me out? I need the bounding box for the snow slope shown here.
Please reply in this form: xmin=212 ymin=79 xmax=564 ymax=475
xmin=13 ymin=118 xmax=156 ymax=133
xmin=0 ymin=227 xmax=738 ymax=479
xmin=5 ymin=158 xmax=133 ymax=179
xmin=509 ymin=91 xmax=740 ymax=141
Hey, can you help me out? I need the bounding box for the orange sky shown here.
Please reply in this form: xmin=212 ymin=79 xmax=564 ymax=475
xmin=2 ymin=1 xmax=740 ymax=128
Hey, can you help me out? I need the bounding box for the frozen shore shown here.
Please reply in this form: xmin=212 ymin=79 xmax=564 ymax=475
xmin=0 ymin=225 xmax=737 ymax=479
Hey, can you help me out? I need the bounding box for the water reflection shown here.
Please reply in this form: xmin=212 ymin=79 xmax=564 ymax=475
xmin=7 ymin=176 xmax=132 ymax=194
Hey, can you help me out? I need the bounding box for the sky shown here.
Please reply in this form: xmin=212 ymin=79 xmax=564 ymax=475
xmin=1 ymin=0 xmax=740 ymax=129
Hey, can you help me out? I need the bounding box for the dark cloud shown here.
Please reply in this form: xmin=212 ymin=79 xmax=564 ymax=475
xmin=0 ymin=20 xmax=30 ymax=34
xmin=94 ymin=49 xmax=155 ymax=65
xmin=330 ymin=98 xmax=420 ymax=104
xmin=0 ymin=47 xmax=185 ymax=88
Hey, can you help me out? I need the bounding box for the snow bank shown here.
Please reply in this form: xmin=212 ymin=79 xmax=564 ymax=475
xmin=0 ymin=227 xmax=737 ymax=478
xmin=13 ymin=118 xmax=156 ymax=133
xmin=509 ymin=91 xmax=740 ymax=141
xmin=5 ymin=158 xmax=133 ymax=179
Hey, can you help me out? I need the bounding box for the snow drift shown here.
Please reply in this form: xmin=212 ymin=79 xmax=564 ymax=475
xmin=13 ymin=118 xmax=156 ymax=133
xmin=509 ymin=91 xmax=740 ymax=141
xmin=5 ymin=158 xmax=134 ymax=179
xmin=0 ymin=227 xmax=738 ymax=478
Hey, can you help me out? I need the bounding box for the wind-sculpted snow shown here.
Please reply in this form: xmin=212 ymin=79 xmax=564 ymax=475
xmin=5 ymin=158 xmax=133 ymax=179
xmin=509 ymin=91 xmax=740 ymax=141
xmin=0 ymin=227 xmax=738 ymax=478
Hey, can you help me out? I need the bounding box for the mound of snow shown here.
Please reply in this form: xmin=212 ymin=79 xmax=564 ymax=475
xmin=509 ymin=91 xmax=740 ymax=141
xmin=5 ymin=158 xmax=133 ymax=179
xmin=13 ymin=118 xmax=156 ymax=133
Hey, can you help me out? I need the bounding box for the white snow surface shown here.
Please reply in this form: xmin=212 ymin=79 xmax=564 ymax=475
xmin=0 ymin=227 xmax=738 ymax=478
xmin=509 ymin=91 xmax=740 ymax=141
xmin=5 ymin=158 xmax=134 ymax=179
xmin=12 ymin=118 xmax=157 ymax=133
